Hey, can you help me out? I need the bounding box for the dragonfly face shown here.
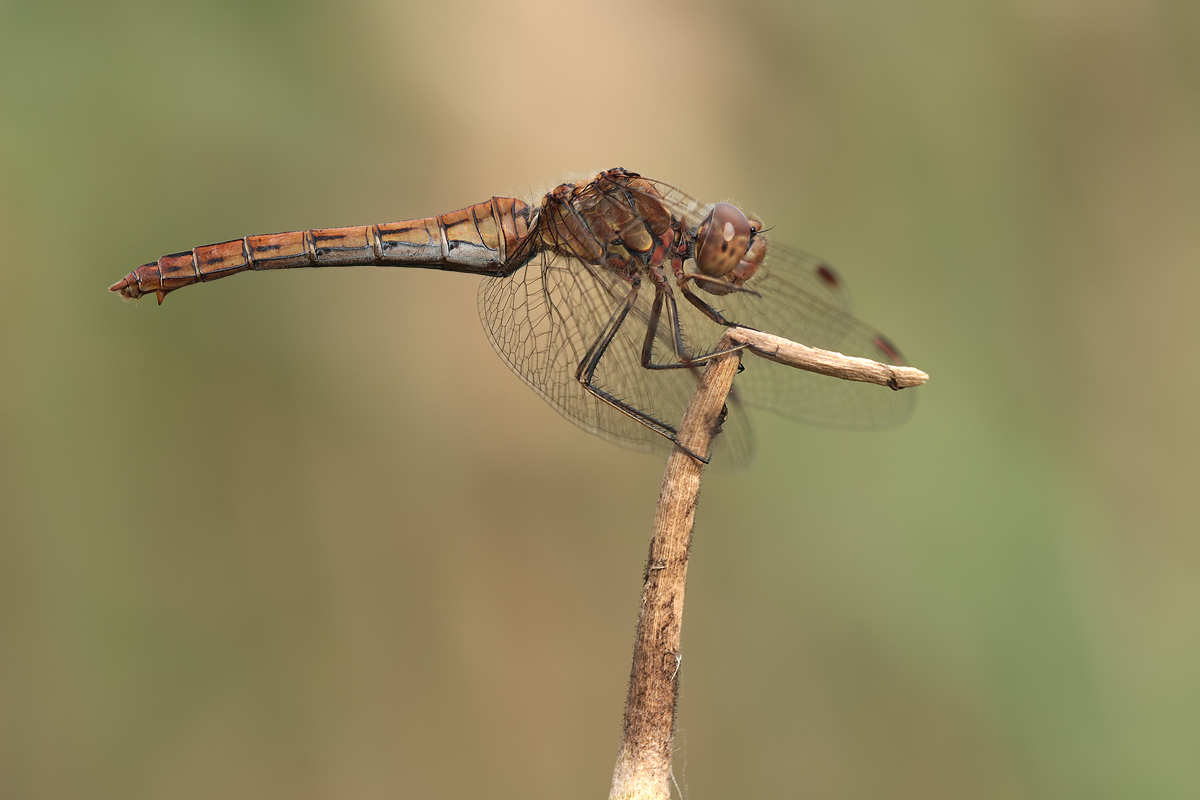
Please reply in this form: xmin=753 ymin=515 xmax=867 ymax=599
xmin=694 ymin=202 xmax=755 ymax=278
xmin=689 ymin=201 xmax=767 ymax=296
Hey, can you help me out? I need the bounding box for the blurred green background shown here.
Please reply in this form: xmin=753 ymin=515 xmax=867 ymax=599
xmin=3 ymin=0 xmax=1199 ymax=797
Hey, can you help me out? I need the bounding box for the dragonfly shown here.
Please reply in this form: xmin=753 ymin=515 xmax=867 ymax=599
xmin=110 ymin=167 xmax=915 ymax=467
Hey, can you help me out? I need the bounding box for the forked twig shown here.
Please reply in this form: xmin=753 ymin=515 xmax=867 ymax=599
xmin=608 ymin=329 xmax=929 ymax=800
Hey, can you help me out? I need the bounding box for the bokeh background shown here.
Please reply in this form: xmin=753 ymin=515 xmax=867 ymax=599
xmin=3 ymin=0 xmax=1199 ymax=797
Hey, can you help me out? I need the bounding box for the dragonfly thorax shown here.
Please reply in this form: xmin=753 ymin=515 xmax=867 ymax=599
xmin=537 ymin=170 xmax=677 ymax=279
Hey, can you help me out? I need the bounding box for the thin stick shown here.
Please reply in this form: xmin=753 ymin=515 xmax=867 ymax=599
xmin=726 ymin=327 xmax=929 ymax=389
xmin=608 ymin=331 xmax=929 ymax=800
xmin=608 ymin=337 xmax=743 ymax=800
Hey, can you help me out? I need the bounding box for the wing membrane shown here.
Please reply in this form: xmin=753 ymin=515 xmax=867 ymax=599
xmin=479 ymin=249 xmax=753 ymax=468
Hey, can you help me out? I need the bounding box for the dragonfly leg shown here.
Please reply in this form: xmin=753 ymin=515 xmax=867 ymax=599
xmin=575 ymin=279 xmax=641 ymax=385
xmin=574 ymin=280 xmax=707 ymax=458
xmin=639 ymin=287 xmax=747 ymax=370
xmin=678 ymin=272 xmax=762 ymax=298
xmin=638 ymin=287 xmax=687 ymax=369
xmin=678 ymin=281 xmax=738 ymax=327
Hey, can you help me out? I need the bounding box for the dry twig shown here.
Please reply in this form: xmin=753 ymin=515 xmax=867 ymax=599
xmin=608 ymin=329 xmax=928 ymax=800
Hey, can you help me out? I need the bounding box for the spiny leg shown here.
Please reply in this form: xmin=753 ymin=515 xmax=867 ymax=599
xmin=574 ymin=281 xmax=708 ymax=462
xmin=638 ymin=287 xmax=687 ymax=370
xmin=641 ymin=285 xmax=748 ymax=372
xmin=575 ymin=279 xmax=642 ymax=388
xmin=678 ymin=280 xmax=739 ymax=327
xmin=679 ymin=272 xmax=762 ymax=298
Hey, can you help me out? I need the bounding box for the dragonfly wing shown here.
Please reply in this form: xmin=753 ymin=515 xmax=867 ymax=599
xmin=479 ymin=250 xmax=754 ymax=469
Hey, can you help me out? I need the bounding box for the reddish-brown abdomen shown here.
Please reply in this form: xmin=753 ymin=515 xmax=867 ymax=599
xmin=109 ymin=197 xmax=534 ymax=303
xmin=245 ymin=230 xmax=311 ymax=269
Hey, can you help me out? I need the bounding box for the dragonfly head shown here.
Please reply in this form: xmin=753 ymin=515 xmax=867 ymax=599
xmin=695 ymin=203 xmax=754 ymax=279
xmin=693 ymin=203 xmax=765 ymax=295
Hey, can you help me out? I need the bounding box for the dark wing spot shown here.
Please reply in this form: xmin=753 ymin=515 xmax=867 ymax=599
xmin=816 ymin=264 xmax=840 ymax=288
xmin=873 ymin=335 xmax=902 ymax=363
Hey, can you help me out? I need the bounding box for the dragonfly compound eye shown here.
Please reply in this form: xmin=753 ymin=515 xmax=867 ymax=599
xmin=695 ymin=202 xmax=753 ymax=278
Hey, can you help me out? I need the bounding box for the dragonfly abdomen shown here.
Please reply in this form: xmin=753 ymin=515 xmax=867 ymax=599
xmin=109 ymin=197 xmax=533 ymax=303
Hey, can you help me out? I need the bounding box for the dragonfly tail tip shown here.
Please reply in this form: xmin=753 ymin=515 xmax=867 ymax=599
xmin=108 ymin=275 xmax=139 ymax=300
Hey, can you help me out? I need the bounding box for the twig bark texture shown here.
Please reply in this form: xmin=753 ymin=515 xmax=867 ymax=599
xmin=608 ymin=330 xmax=928 ymax=800
xmin=608 ymin=339 xmax=742 ymax=800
